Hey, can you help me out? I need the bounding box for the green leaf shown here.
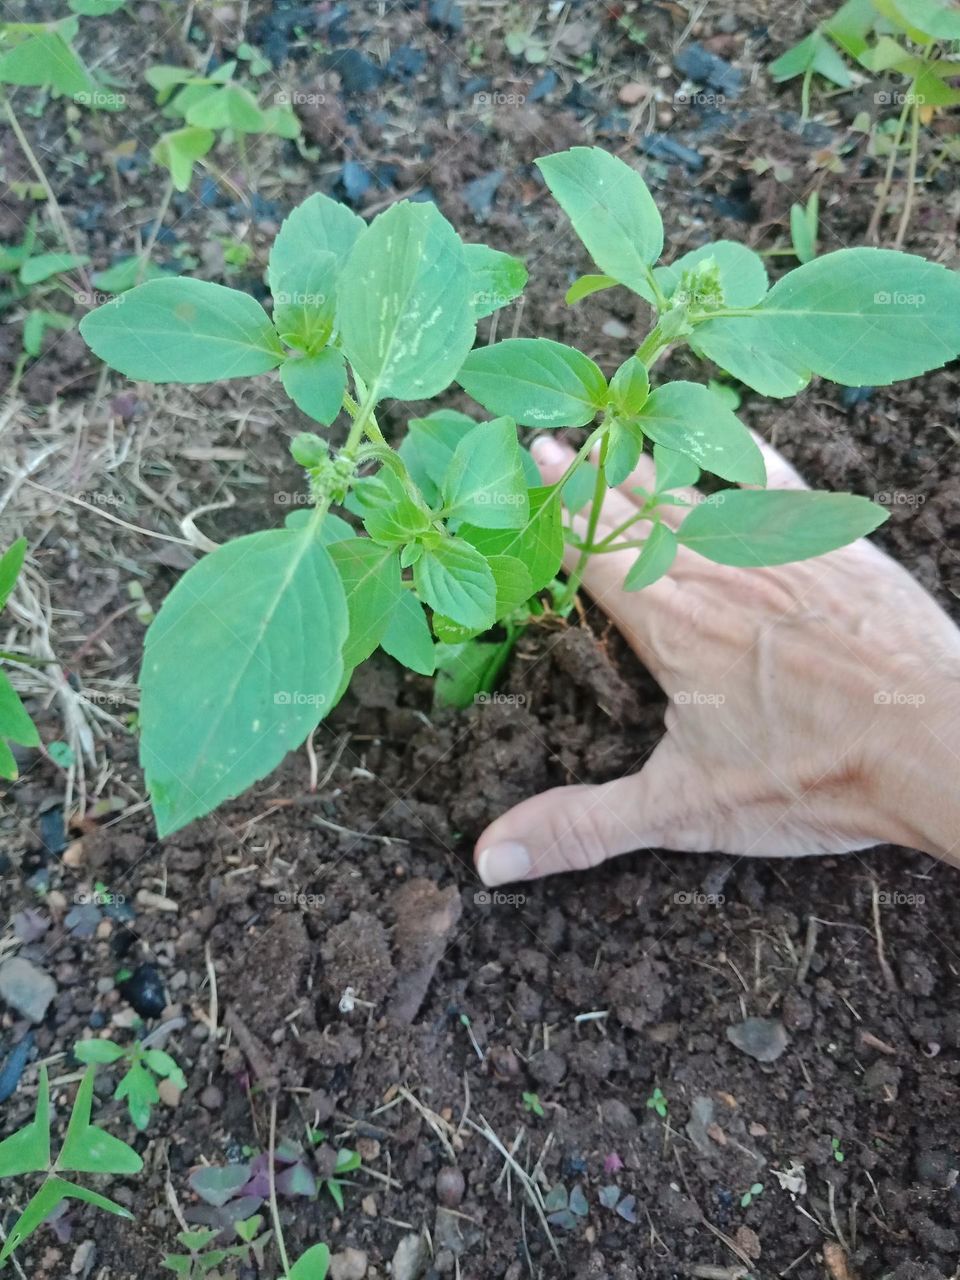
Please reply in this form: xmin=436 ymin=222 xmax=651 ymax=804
xmin=769 ymin=30 xmax=851 ymax=87
xmin=464 ymin=242 xmax=527 ymax=318
xmin=59 ymin=1067 xmax=143 ymax=1174
xmin=142 ymin=1049 xmax=187 ymax=1087
xmin=0 ymin=1063 xmax=50 ymax=1176
xmin=677 ymin=489 xmax=887 ymax=566
xmin=0 ymin=668 xmax=40 ymax=750
xmin=268 ymin=193 xmax=364 ymax=342
xmin=636 ymin=382 xmax=765 ymax=484
xmin=329 ymin=538 xmax=402 ymax=670
xmin=441 ymin=416 xmax=529 ymax=528
xmin=186 ymin=82 xmax=264 ymax=132
xmin=886 ymin=0 xmax=960 ymax=38
xmin=290 ymin=1243 xmax=331 ymax=1280
xmin=790 ymin=194 xmax=819 ymax=265
xmin=353 ymin=469 xmax=432 ymax=546
xmin=381 ymin=590 xmax=436 ymax=676
xmin=151 ymin=126 xmax=215 ymax=193
xmin=565 ymin=273 xmax=618 ymax=305
xmin=562 ymin=461 xmax=598 ymax=515
xmin=115 ymin=1061 xmax=158 ymax=1131
xmin=80 ymin=278 xmax=284 ymax=383
xmin=20 ymin=252 xmax=90 ymax=286
xmin=604 ymin=418 xmax=645 ymax=488
xmin=488 ymin=554 xmax=534 ymax=616
xmin=608 ymin=356 xmax=649 ymax=416
xmin=0 ymin=30 xmax=95 ymax=99
xmin=414 ymin=539 xmax=496 ymax=632
xmin=434 ymin=639 xmax=509 ymax=708
xmin=139 ymin=525 xmax=349 ymax=836
xmin=655 ymin=241 xmax=769 ymax=309
xmin=73 ymin=1039 xmax=126 ymax=1065
xmin=0 ymin=1176 xmax=133 ymax=1264
xmin=692 ymin=316 xmax=808 ymax=398
xmin=624 ymin=523 xmax=677 ymax=590
xmin=69 ymin=0 xmax=127 ymax=13
xmin=705 ymin=248 xmax=960 ymax=392
xmin=91 ymin=257 xmax=166 ymax=293
xmin=273 ymin=250 xmax=337 ymax=354
xmin=536 ymin=147 xmax=663 ymax=300
xmin=338 ymin=200 xmax=475 ymax=400
xmin=22 ymin=309 xmax=74 ymax=358
xmin=458 ymin=487 xmax=564 ymax=595
xmin=654 ymin=443 xmax=700 ymax=492
xmin=281 ymin=348 xmax=346 ymax=426
xmin=458 ymin=337 xmax=607 ymax=428
xmin=0 ymin=537 xmax=27 ymax=609
xmin=824 ymin=0 xmax=875 ymax=57
xmin=400 ymin=409 xmax=477 ymax=504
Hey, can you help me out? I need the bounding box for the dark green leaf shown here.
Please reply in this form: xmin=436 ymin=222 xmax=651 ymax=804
xmin=458 ymin=337 xmax=607 ymax=428
xmin=637 ymin=382 xmax=765 ymax=484
xmin=464 ymin=242 xmax=527 ymax=318
xmin=624 ymin=523 xmax=677 ymax=590
xmin=441 ymin=416 xmax=529 ymax=528
xmin=289 ymin=1243 xmax=331 ymax=1279
xmin=604 ymin=418 xmax=645 ymax=487
xmin=281 ymin=348 xmax=346 ymax=425
xmin=458 ymin=487 xmax=564 ymax=594
xmin=328 ymin=538 xmax=402 ymax=669
xmin=381 ymin=591 xmax=436 ymax=676
xmin=0 ymin=1062 xmax=50 ymax=1176
xmin=413 ymin=539 xmax=496 ymax=631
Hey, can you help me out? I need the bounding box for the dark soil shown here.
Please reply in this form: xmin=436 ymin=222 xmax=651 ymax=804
xmin=3 ymin=2 xmax=960 ymax=1279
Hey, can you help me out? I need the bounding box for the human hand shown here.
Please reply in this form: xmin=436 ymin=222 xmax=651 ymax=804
xmin=475 ymin=433 xmax=960 ymax=886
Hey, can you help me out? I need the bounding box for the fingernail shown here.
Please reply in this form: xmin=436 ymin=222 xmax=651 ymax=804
xmin=531 ymin=435 xmax=567 ymax=466
xmin=477 ymin=841 xmax=531 ymax=887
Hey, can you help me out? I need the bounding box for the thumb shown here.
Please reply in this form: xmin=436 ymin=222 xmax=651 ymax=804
xmin=474 ymin=739 xmax=701 ymax=886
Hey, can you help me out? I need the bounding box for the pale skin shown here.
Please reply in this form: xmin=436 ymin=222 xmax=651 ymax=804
xmin=474 ymin=432 xmax=960 ymax=887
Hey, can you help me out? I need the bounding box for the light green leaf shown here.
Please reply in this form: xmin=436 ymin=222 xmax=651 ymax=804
xmin=692 ymin=316 xmax=809 ymax=397
xmin=353 ymin=469 xmax=432 ymax=546
xmin=636 ymin=382 xmax=765 ymax=484
xmin=624 ymin=523 xmax=677 ymax=590
xmin=0 ymin=668 xmax=40 ymax=752
xmin=91 ymin=256 xmax=166 ymax=293
xmin=488 ymin=554 xmax=534 ymax=616
xmin=565 ymin=273 xmax=618 ymax=305
xmin=338 ymin=200 xmax=475 ymax=399
xmin=604 ymin=418 xmax=645 ymax=488
xmin=434 ymin=639 xmax=510 ymax=708
xmin=769 ymin=30 xmax=851 ymax=87
xmin=441 ymin=416 xmax=529 ymax=528
xmin=886 ymin=0 xmax=960 ymax=38
xmin=381 ymin=590 xmax=436 ymax=676
xmin=413 ymin=539 xmax=496 ymax=631
xmin=458 ymin=487 xmax=564 ymax=594
xmin=59 ymin=1067 xmax=143 ymax=1175
xmin=142 ymin=1049 xmax=186 ymax=1086
xmin=186 ymin=82 xmax=265 ymax=132
xmin=289 ymin=1243 xmax=331 ymax=1280
xmin=561 ymin=461 xmax=598 ymax=515
xmin=0 ymin=29 xmax=95 ymax=99
xmin=464 ymin=242 xmax=527 ymax=318
xmin=0 ymin=1176 xmax=133 ymax=1264
xmin=677 ymin=489 xmax=887 ymax=566
xmin=139 ymin=525 xmax=349 ymax=837
xmin=608 ymin=356 xmax=649 ymax=417
xmin=273 ymin=250 xmax=337 ymax=354
xmin=22 ymin=309 xmax=74 ymax=358
xmin=790 ymin=193 xmax=819 ymax=264
xmin=281 ymin=348 xmax=346 ymax=426
xmin=69 ymin=0 xmax=126 ymax=13
xmin=824 ymin=0 xmax=875 ymax=57
xmin=654 ymin=443 xmax=700 ymax=492
xmin=0 ymin=537 xmax=27 ymax=610
xmin=400 ymin=409 xmax=477 ymax=504
xmin=80 ymin=278 xmax=284 ymax=383
xmin=268 ymin=193 xmax=364 ymax=344
xmin=328 ymin=538 xmax=402 ymax=670
xmin=115 ymin=1062 xmax=158 ymax=1131
xmin=151 ymin=126 xmax=215 ymax=192
xmin=0 ymin=1063 xmax=50 ymax=1176
xmin=536 ymin=147 xmax=663 ymax=300
xmin=20 ymin=252 xmax=90 ymax=286
xmin=655 ymin=241 xmax=769 ymax=309
xmin=458 ymin=337 xmax=607 ymax=428
xmin=73 ymin=1039 xmax=126 ymax=1065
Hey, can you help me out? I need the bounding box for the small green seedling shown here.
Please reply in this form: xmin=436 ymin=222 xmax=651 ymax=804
xmin=0 ymin=13 xmax=126 ymax=111
xmin=646 ymin=1087 xmax=668 ymax=1119
xmin=790 ymin=191 xmax=820 ymax=264
xmin=0 ymin=538 xmax=41 ymax=778
xmin=522 ymin=1091 xmax=545 ymax=1118
xmin=162 ymin=1220 xmax=269 ymax=1278
xmin=832 ymin=1136 xmax=845 ymax=1163
xmin=0 ymin=1065 xmax=143 ymax=1264
xmin=73 ymin=1036 xmax=187 ymax=1131
xmin=544 ymin=1182 xmax=589 ymax=1232
xmin=78 ymin=145 xmax=960 ymax=839
xmin=459 ymin=1012 xmax=485 ymax=1061
xmin=505 ymin=25 xmax=548 ymax=64
xmin=740 ymin=1181 xmax=764 ymax=1208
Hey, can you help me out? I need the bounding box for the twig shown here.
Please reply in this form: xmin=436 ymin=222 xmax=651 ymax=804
xmin=269 ymin=1097 xmax=292 ymax=1278
xmin=466 ymin=1114 xmax=560 ymax=1261
xmin=204 ymin=942 xmax=219 ymax=1043
xmin=224 ymin=1005 xmax=278 ymax=1090
xmin=870 ymin=881 xmax=899 ymax=992
xmin=796 ymin=915 xmax=818 ymax=985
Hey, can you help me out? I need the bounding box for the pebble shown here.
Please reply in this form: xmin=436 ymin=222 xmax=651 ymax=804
xmin=199 ymin=1085 xmax=222 ymax=1110
xmin=727 ymin=1017 xmax=789 ymax=1063
xmin=330 ymin=1248 xmax=368 ymax=1280
xmin=136 ymin=889 xmax=178 ymax=913
xmin=0 ymin=956 xmax=57 ymax=1022
xmin=391 ymin=1232 xmax=429 ymax=1280
xmin=618 ymin=81 xmax=650 ymax=105
xmin=361 ymin=1194 xmax=378 ymax=1216
xmin=158 ymin=1078 xmax=182 ymax=1108
xmin=436 ymin=1165 xmax=465 ymax=1208
xmin=602 ymin=318 xmax=629 ymax=340
xmin=70 ymin=1240 xmax=96 ymax=1276
xmin=119 ymin=964 xmax=166 ymax=1018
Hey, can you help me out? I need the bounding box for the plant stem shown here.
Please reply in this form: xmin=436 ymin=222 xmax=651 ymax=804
xmin=137 ymin=174 xmax=174 ymax=283
xmin=2 ymin=96 xmax=91 ymax=293
xmin=866 ymin=91 xmax=912 ymax=243
xmin=556 ymin=429 xmax=610 ymax=611
xmin=635 ymin=323 xmax=670 ymax=366
xmin=894 ymin=98 xmax=920 ymax=250
xmin=268 ymin=1097 xmax=291 ymax=1278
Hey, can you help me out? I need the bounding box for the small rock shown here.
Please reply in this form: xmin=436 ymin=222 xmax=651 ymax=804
xmin=158 ymin=1077 xmax=182 ymax=1108
xmin=199 ymin=1085 xmax=223 ymax=1110
xmin=119 ymin=964 xmax=166 ymax=1018
xmin=602 ymin=318 xmax=629 ymax=340
xmin=674 ymin=42 xmax=742 ymax=96
xmin=330 ymin=1247 xmax=368 ymax=1280
xmin=329 ymin=47 xmax=383 ymax=95
xmin=735 ymin=1225 xmax=761 ymax=1260
xmin=356 ymin=1136 xmax=380 ymax=1162
xmin=727 ymin=1017 xmax=789 ymax=1063
xmin=685 ymin=1095 xmax=716 ymax=1156
xmin=600 ymin=1098 xmax=637 ymax=1134
xmin=529 ymin=1048 xmax=566 ymax=1087
xmin=70 ymin=1239 xmax=96 ymax=1276
xmin=361 ymin=1193 xmax=378 ymax=1216
xmin=0 ymin=956 xmax=57 ymax=1022
xmin=136 ymin=889 xmax=178 ymax=912
xmin=462 ymin=170 xmax=504 ymax=223
xmin=436 ymin=1165 xmax=465 ymax=1207
xmin=391 ymin=1232 xmax=429 ymax=1280
xmin=618 ymin=80 xmax=650 ymax=105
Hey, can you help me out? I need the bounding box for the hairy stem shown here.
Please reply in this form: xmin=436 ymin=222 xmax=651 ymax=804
xmin=893 ymin=98 xmax=921 ymax=251
xmin=866 ymin=91 xmax=912 ymax=243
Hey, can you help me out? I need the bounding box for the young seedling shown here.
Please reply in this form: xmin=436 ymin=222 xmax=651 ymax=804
xmin=740 ymin=1181 xmax=765 ymax=1208
xmin=0 ymin=1065 xmax=142 ymax=1264
xmin=645 ymin=1087 xmax=668 ymax=1119
xmin=789 ymin=191 xmax=820 ymax=264
xmin=78 ymin=145 xmax=960 ymax=839
xmin=598 ymin=1183 xmax=637 ymax=1222
xmin=522 ymin=1091 xmax=545 ymax=1118
xmin=0 ymin=538 xmax=41 ymax=777
xmin=459 ymin=1012 xmax=485 ymax=1062
xmin=162 ymin=1220 xmax=270 ymax=1279
xmin=544 ymin=1182 xmax=589 ymax=1232
xmin=832 ymin=1136 xmax=845 ymax=1163
xmin=73 ymin=1036 xmax=188 ymax=1130
xmin=306 ymin=1130 xmax=362 ymax=1211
